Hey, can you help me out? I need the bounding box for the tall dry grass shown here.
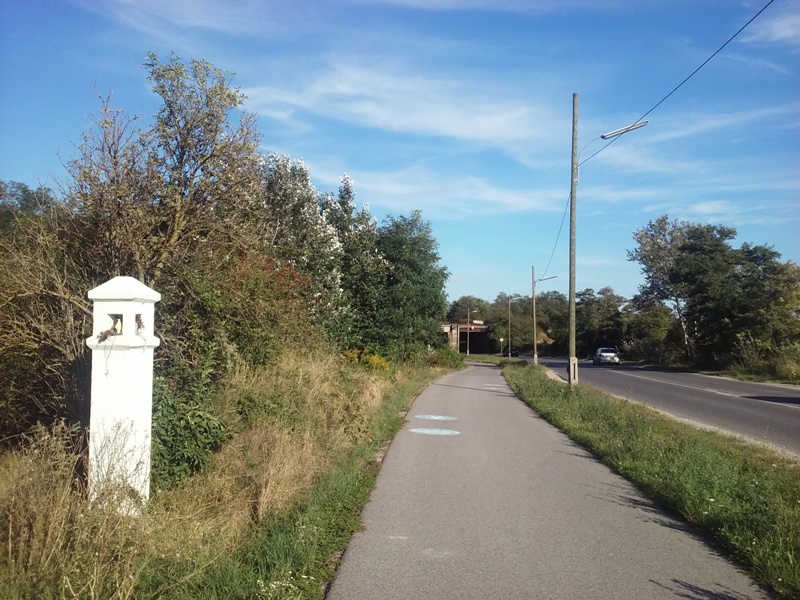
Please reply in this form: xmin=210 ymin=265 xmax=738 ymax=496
xmin=0 ymin=351 xmax=395 ymax=597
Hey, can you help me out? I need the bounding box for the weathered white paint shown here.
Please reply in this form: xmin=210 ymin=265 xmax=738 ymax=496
xmin=85 ymin=276 xmax=160 ymax=514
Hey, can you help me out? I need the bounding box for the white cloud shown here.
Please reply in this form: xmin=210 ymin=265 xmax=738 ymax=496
xmin=742 ymin=2 xmax=800 ymax=47
xmin=338 ymin=165 xmax=568 ymax=218
xmin=71 ymin=0 xmax=276 ymax=36
xmin=645 ymin=103 xmax=800 ymax=144
xmin=347 ymin=0 xmax=642 ymax=14
xmin=245 ymin=59 xmax=566 ymax=151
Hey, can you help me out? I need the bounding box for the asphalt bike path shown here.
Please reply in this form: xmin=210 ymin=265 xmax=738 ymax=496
xmin=326 ymin=363 xmax=768 ymax=599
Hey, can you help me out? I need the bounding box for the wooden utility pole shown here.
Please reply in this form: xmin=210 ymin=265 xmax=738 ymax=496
xmin=569 ymin=93 xmax=579 ymax=385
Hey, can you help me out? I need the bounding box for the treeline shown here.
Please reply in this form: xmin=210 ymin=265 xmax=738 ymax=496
xmin=449 ymin=216 xmax=800 ymax=379
xmin=0 ymin=54 xmax=451 ymax=473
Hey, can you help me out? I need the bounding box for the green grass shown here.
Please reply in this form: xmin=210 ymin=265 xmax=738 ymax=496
xmin=463 ymin=353 xmax=523 ymax=366
xmin=503 ymin=362 xmax=800 ymax=599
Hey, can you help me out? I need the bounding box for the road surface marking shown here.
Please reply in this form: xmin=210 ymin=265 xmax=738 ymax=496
xmin=415 ymin=414 xmax=458 ymax=421
xmin=409 ymin=428 xmax=460 ymax=436
xmin=614 ymin=370 xmax=743 ymax=397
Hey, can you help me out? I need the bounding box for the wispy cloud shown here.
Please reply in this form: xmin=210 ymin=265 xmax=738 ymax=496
xmin=726 ymin=53 xmax=790 ymax=74
xmin=741 ymin=2 xmax=800 ymax=48
xmin=71 ymin=0 xmax=277 ymax=36
xmin=333 ymin=165 xmax=568 ymax=219
xmin=348 ymin=0 xmax=646 ymax=14
xmin=245 ymin=59 xmax=565 ymax=150
xmin=645 ymin=103 xmax=800 ymax=144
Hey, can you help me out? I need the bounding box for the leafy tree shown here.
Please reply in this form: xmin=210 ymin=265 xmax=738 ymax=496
xmin=374 ymin=211 xmax=449 ymax=358
xmin=575 ymin=287 xmax=625 ymax=356
xmin=535 ymin=291 xmax=569 ymax=354
xmin=669 ymin=223 xmax=739 ymax=366
xmin=672 ymin=225 xmax=800 ymax=368
xmin=69 ymin=53 xmax=262 ymax=287
xmin=0 ymin=195 xmax=92 ymax=438
xmin=258 ymin=154 xmax=342 ymax=294
xmin=628 ymin=215 xmax=693 ymax=361
xmin=621 ymin=302 xmax=676 ymax=365
xmin=629 ymin=215 xmax=799 ymax=371
xmin=446 ymin=296 xmax=491 ymax=323
xmin=321 ymin=174 xmax=387 ymax=348
xmin=0 ymin=181 xmax=57 ymax=229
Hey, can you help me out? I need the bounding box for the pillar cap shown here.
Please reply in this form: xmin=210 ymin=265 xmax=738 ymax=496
xmin=88 ymin=276 xmax=161 ymax=303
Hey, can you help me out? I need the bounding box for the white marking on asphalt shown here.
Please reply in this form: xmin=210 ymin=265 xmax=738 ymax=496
xmin=415 ymin=414 xmax=458 ymax=421
xmin=409 ymin=428 xmax=460 ymax=436
xmin=613 ymin=370 xmax=800 ymax=410
xmin=613 ymin=371 xmax=741 ymax=397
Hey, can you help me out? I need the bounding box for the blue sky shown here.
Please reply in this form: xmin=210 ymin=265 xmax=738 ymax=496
xmin=1 ymin=0 xmax=798 ymax=304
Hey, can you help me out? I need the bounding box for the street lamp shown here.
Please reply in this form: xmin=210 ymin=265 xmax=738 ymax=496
xmin=568 ymin=92 xmax=648 ymax=385
xmin=507 ymin=295 xmax=521 ymax=357
xmin=532 ymin=266 xmax=557 ymax=366
xmin=466 ymin=307 xmax=477 ymax=356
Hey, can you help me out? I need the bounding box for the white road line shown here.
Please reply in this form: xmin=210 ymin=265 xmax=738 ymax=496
xmin=613 ymin=370 xmax=742 ymax=397
xmin=613 ymin=370 xmax=800 ymax=409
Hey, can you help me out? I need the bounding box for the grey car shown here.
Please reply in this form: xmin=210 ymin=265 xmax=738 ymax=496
xmin=592 ymin=347 xmax=620 ymax=365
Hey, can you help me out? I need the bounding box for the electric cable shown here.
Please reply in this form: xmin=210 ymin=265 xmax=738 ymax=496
xmin=537 ymin=0 xmax=776 ymax=281
xmin=580 ymin=0 xmax=776 ymax=167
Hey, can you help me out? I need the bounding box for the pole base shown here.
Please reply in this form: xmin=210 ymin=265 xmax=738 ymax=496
xmin=568 ymin=357 xmax=579 ymax=385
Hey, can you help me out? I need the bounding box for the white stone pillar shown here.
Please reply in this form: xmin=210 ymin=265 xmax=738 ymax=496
xmin=85 ymin=276 xmax=160 ymax=513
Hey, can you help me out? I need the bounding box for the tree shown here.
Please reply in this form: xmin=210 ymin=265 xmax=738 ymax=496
xmin=374 ymin=211 xmax=449 ymax=357
xmin=0 ymin=181 xmax=57 ymax=230
xmin=621 ymin=301 xmax=676 ymax=365
xmin=69 ymin=53 xmax=262 ymax=287
xmin=0 ymin=195 xmax=93 ymax=438
xmin=1 ymin=53 xmax=265 ymax=446
xmin=672 ymin=225 xmax=800 ymax=368
xmin=535 ymin=291 xmax=569 ymax=354
xmin=446 ymin=296 xmax=491 ymax=323
xmin=628 ymin=215 xmax=693 ymax=361
xmin=256 ymin=154 xmax=342 ymax=303
xmin=321 ymin=175 xmax=387 ymax=348
xmin=575 ymin=287 xmax=625 ymax=356
xmin=630 ymin=214 xmax=799 ymax=370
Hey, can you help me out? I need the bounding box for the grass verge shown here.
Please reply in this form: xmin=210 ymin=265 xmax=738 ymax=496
xmin=503 ymin=362 xmax=800 ymax=599
xmin=145 ymin=365 xmax=437 ymax=599
xmin=0 ymin=354 xmax=446 ymax=600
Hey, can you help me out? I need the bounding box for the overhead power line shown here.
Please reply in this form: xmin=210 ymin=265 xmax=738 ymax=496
xmin=538 ymin=0 xmax=777 ymax=281
xmin=580 ymin=0 xmax=776 ymax=167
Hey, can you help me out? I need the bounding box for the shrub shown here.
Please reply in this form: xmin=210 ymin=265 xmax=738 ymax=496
xmin=340 ymin=348 xmax=392 ymax=373
xmin=151 ymin=373 xmax=230 ymax=489
xmin=426 ymin=345 xmax=465 ymax=369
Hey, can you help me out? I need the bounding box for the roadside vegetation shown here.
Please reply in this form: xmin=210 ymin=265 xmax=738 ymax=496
xmin=504 ymin=362 xmax=800 ymax=599
xmin=0 ymin=53 xmax=460 ymax=598
xmin=1 ymin=353 xmax=453 ymax=599
xmin=448 ymin=217 xmax=800 ymax=383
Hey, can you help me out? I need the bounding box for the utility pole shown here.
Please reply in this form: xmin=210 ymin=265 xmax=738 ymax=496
xmin=532 ymin=266 xmax=538 ymax=365
xmin=466 ymin=307 xmax=474 ymax=356
xmin=568 ymin=93 xmax=579 ymax=386
xmin=532 ymin=266 xmax=556 ymax=366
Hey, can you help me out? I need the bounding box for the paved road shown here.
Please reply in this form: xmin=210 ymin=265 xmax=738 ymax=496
xmin=541 ymin=358 xmax=800 ymax=455
xmin=326 ymin=364 xmax=768 ymax=599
